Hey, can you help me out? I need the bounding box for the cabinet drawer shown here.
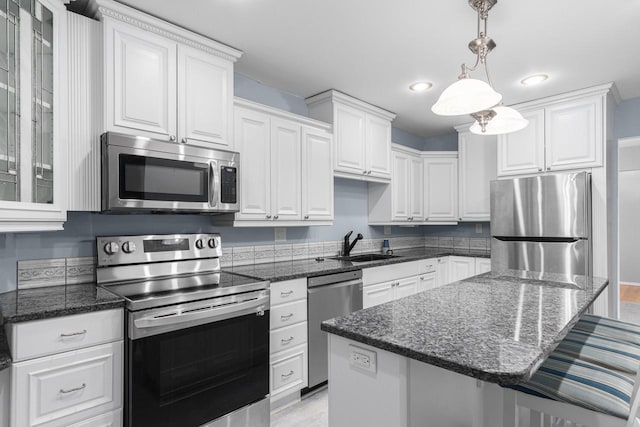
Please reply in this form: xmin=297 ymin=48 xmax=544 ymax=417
xmin=418 ymin=258 xmax=437 ymax=275
xmin=68 ymin=409 xmax=122 ymax=427
xmin=270 ymin=322 xmax=307 ymax=355
xmin=270 ymin=344 xmax=307 ymax=396
xmin=9 ymin=309 xmax=123 ymax=362
xmin=270 ymin=278 xmax=307 ymax=306
xmin=362 ymin=260 xmax=419 ymax=285
xmin=270 ymin=300 xmax=306 ymax=330
xmin=12 ymin=341 xmax=123 ymax=427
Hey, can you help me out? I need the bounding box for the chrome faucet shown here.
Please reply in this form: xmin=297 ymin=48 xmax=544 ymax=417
xmin=342 ymin=231 xmax=363 ymax=257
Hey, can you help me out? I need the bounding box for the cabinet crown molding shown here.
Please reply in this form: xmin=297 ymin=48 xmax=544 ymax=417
xmin=234 ymin=97 xmax=332 ymax=131
xmin=305 ymin=89 xmax=397 ymax=121
xmin=391 ymin=143 xmax=457 ymax=158
xmin=94 ymin=0 xmax=243 ymax=62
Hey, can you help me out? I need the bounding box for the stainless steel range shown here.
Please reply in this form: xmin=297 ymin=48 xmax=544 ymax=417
xmin=96 ymin=233 xmax=270 ymax=427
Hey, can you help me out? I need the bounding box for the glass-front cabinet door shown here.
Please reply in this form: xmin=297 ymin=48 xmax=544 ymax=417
xmin=0 ymin=0 xmax=66 ymax=231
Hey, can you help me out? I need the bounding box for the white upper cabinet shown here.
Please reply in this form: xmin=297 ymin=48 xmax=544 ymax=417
xmin=234 ymin=98 xmax=333 ymax=226
xmin=178 ymin=45 xmax=233 ymax=148
xmin=368 ymin=145 xmax=425 ymax=224
xmin=424 ymin=153 xmax=458 ymax=222
xmin=270 ymin=118 xmax=302 ymax=221
xmin=302 ymin=127 xmax=334 ymax=222
xmin=457 ymin=131 xmax=497 ymax=221
xmin=106 ymin=19 xmax=177 ymax=139
xmin=98 ymin=0 xmax=241 ymax=147
xmin=0 ymin=0 xmax=68 ymax=232
xmin=497 ymin=85 xmax=611 ymax=177
xmin=497 ymin=109 xmax=545 ymax=176
xmin=306 ymin=90 xmax=396 ymax=183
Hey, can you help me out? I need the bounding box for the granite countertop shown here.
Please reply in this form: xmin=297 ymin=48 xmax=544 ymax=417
xmin=226 ymin=247 xmax=490 ymax=282
xmin=321 ymin=269 xmax=608 ymax=386
xmin=0 ymin=284 xmax=125 ymax=372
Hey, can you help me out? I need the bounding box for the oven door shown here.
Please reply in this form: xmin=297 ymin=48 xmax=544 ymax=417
xmin=103 ymin=143 xmax=215 ymax=212
xmin=127 ymin=291 xmax=270 ymax=427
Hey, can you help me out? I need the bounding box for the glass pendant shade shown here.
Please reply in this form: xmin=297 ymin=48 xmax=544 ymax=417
xmin=431 ymin=78 xmax=502 ymax=116
xmin=470 ymin=106 xmax=529 ymax=135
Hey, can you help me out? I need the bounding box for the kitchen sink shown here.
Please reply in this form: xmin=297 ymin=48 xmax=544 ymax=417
xmin=330 ymin=253 xmax=399 ymax=262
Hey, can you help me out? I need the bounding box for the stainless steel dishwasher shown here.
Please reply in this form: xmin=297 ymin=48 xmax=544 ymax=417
xmin=306 ymin=269 xmax=363 ymax=390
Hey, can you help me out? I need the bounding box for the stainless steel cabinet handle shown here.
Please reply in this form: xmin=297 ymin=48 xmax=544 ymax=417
xmin=368 ymin=170 xmax=372 ymax=175
xmin=538 ymin=168 xmax=543 ymax=172
xmin=281 ymin=370 xmax=294 ymax=379
xmin=547 ymin=167 xmax=551 ymax=171
xmin=169 ymin=135 xmax=176 ymax=141
xmin=280 ymin=290 xmax=294 ymax=297
xmin=274 ymin=215 xmax=279 ymax=219
xmin=362 ymin=170 xmax=367 ymax=174
xmin=304 ymin=215 xmax=309 ymax=220
xmin=281 ymin=336 xmax=294 ymax=345
xmin=60 ymin=330 xmax=87 ymax=338
xmin=181 ymin=137 xmax=188 ymax=144
xmin=280 ymin=313 xmax=294 ymax=321
xmin=421 ymin=277 xmax=425 ymax=281
xmin=60 ymin=383 xmax=86 ymax=394
xmin=266 ymin=215 xmax=272 ymax=219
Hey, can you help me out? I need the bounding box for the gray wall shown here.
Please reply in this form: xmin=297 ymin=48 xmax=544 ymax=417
xmin=615 ymin=98 xmax=640 ymax=139
xmin=619 ymin=141 xmax=640 ymax=283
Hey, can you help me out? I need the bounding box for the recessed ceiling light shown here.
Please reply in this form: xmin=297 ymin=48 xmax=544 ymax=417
xmin=520 ymin=74 xmax=549 ymax=86
xmin=409 ymin=82 xmax=432 ymax=92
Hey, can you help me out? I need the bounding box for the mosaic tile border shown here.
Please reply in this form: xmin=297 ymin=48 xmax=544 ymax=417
xmin=17 ymin=256 xmax=97 ymax=289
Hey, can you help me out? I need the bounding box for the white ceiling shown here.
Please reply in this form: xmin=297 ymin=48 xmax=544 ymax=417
xmin=118 ymin=0 xmax=640 ymax=138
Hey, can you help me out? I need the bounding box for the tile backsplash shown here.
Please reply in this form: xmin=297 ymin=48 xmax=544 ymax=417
xmin=16 ymin=235 xmax=490 ymax=288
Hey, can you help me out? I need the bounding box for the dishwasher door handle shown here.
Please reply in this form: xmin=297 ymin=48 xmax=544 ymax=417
xmin=307 ymin=279 xmax=363 ymax=293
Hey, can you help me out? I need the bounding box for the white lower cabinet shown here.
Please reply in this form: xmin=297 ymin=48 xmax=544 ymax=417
xmin=418 ymin=272 xmax=437 ymax=292
xmin=363 ymin=281 xmax=395 ymax=308
xmin=12 ymin=341 xmax=123 ymax=427
xmin=362 ymin=262 xmax=421 ymax=308
xmin=449 ymin=256 xmax=477 ymax=282
xmin=269 ymin=278 xmax=308 ymax=405
xmin=7 ymin=309 xmax=124 ymax=427
xmin=436 ymin=257 xmax=450 ymax=287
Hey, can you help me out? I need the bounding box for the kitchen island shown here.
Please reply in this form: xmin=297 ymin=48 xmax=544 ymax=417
xmin=321 ymin=269 xmax=608 ymax=427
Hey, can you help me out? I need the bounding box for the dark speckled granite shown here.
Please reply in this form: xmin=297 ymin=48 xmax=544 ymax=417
xmin=226 ymin=247 xmax=490 ymax=282
xmin=321 ymin=269 xmax=608 ymax=386
xmin=0 ymin=284 xmax=124 ymax=371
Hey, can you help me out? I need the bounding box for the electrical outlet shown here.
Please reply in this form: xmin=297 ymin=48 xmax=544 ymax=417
xmin=349 ymin=344 xmax=377 ymax=373
xmin=475 ymin=223 xmax=483 ymax=234
xmin=274 ymin=227 xmax=286 ymax=242
xmin=384 ymin=226 xmax=391 ymax=235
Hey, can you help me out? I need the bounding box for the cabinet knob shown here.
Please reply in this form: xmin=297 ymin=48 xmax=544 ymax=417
xmin=368 ymin=170 xmax=372 ymax=175
xmin=274 ymin=215 xmax=279 ymax=219
xmin=547 ymin=167 xmax=551 ymax=171
xmin=181 ymin=137 xmax=188 ymax=144
xmin=266 ymin=215 xmax=272 ymax=219
xmin=304 ymin=215 xmax=309 ymax=220
xmin=362 ymin=170 xmax=367 ymax=175
xmin=538 ymin=168 xmax=543 ymax=172
xmin=169 ymin=135 xmax=176 ymax=141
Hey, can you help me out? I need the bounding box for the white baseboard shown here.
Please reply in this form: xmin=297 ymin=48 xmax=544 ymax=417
xmin=622 ymin=281 xmax=640 ymax=287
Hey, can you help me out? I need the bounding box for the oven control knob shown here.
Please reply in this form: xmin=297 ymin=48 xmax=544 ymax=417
xmin=195 ymin=239 xmax=205 ymax=250
xmin=122 ymin=241 xmax=136 ymax=254
xmin=207 ymin=238 xmax=217 ymax=249
xmin=104 ymin=242 xmax=120 ymax=255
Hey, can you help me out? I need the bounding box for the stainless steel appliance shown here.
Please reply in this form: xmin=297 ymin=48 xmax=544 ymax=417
xmin=96 ymin=233 xmax=270 ymax=427
xmin=101 ymin=132 xmax=239 ymax=213
xmin=490 ymin=171 xmax=592 ymax=283
xmin=306 ymin=270 xmax=363 ymax=390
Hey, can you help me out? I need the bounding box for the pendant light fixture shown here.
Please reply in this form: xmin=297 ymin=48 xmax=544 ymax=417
xmin=431 ymin=0 xmax=528 ymax=135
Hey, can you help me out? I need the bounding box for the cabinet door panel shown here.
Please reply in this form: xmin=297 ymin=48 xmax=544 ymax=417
xmin=395 ymin=276 xmax=418 ymax=299
xmin=363 ymin=282 xmax=394 ymax=308
xmin=436 ymin=257 xmax=450 ymax=287
xmin=409 ymin=156 xmax=424 ymax=221
xmin=497 ymin=109 xmax=545 ymax=176
xmin=546 ymin=97 xmax=602 ymax=171
xmin=424 ymin=158 xmax=458 ymax=221
xmin=271 ymin=119 xmax=301 ymax=221
xmin=178 ymin=45 xmax=232 ymax=148
xmin=475 ymin=258 xmax=491 ymax=274
xmin=449 ymin=256 xmax=477 ymax=282
xmin=334 ymin=104 xmax=366 ymax=173
xmin=391 ymin=152 xmax=409 ymax=221
xmin=366 ymin=115 xmax=392 ymax=178
xmin=107 ymin=20 xmax=176 ymax=139
xmin=458 ymin=132 xmax=496 ymax=221
xmin=418 ymin=273 xmax=437 ymax=292
xmin=302 ymin=127 xmax=333 ymax=221
xmin=234 ymin=107 xmax=271 ymax=220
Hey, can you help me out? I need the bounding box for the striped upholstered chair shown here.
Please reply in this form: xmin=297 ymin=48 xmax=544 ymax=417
xmin=509 ymin=315 xmax=640 ymax=427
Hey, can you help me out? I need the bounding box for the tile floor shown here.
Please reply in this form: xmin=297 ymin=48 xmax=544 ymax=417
xmin=271 ymin=388 xmax=328 ymax=427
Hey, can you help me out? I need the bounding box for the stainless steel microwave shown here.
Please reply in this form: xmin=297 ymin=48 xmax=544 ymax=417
xmin=101 ymin=132 xmax=239 ymax=213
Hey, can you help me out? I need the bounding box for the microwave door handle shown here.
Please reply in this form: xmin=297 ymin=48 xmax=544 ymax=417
xmin=209 ymin=162 xmax=219 ymax=207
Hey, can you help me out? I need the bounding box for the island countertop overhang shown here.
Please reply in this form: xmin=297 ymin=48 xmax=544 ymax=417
xmin=321 ymin=269 xmax=609 ymax=385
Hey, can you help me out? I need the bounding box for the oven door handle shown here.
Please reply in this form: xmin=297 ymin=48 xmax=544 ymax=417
xmin=134 ymin=293 xmax=269 ymax=331
xmin=209 ymin=161 xmax=219 ymax=208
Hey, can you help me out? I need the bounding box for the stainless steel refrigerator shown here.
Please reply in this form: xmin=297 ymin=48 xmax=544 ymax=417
xmin=490 ymin=172 xmax=592 ymax=284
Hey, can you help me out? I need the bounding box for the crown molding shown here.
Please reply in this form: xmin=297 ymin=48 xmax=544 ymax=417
xmin=306 ymin=89 xmax=397 ymax=121
xmin=234 ymin=97 xmax=332 ymax=131
xmin=94 ymin=0 xmax=242 ymax=62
